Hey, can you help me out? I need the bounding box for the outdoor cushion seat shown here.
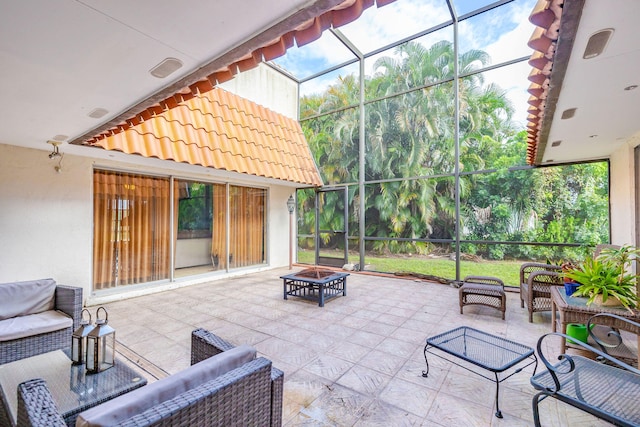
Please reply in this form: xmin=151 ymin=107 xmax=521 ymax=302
xmin=76 ymin=344 xmax=257 ymax=426
xmin=459 ymin=275 xmax=506 ymax=320
xmin=0 ymin=311 xmax=72 ymax=342
xmin=0 ymin=279 xmax=82 ymax=364
xmin=17 ymin=329 xmax=284 ymax=427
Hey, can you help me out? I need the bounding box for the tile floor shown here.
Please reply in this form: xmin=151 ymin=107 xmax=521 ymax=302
xmin=100 ymin=267 xmax=610 ymax=426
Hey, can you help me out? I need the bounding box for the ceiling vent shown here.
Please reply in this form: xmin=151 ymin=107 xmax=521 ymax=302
xmin=583 ymin=29 xmax=614 ymax=59
xmin=561 ymin=108 xmax=577 ymax=119
xmin=551 ymin=140 xmax=562 ymax=147
xmin=150 ymin=58 xmax=183 ymax=78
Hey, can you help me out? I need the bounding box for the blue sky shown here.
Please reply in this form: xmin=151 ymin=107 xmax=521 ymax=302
xmin=272 ymin=0 xmax=537 ymax=128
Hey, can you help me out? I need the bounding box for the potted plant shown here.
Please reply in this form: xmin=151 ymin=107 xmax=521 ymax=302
xmin=563 ymin=245 xmax=640 ymax=312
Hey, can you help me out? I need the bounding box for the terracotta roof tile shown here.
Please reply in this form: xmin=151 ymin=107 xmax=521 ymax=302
xmin=525 ymin=0 xmax=564 ymax=165
xmin=93 ymin=87 xmax=323 ymax=186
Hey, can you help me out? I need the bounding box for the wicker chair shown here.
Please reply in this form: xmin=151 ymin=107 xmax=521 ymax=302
xmin=0 ymin=284 xmax=82 ymax=365
xmin=520 ymin=263 xmax=563 ymax=323
xmin=16 ymin=329 xmax=284 ymax=427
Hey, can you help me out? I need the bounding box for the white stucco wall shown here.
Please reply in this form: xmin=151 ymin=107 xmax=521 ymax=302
xmin=0 ymin=63 xmax=306 ymax=304
xmin=220 ymin=64 xmax=298 ymax=120
xmin=609 ymin=142 xmax=636 ymax=246
xmin=0 ymin=143 xmax=297 ymax=304
xmin=0 ymin=144 xmax=94 ymax=288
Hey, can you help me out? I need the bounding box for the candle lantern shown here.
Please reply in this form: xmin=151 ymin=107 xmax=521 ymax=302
xmin=86 ymin=306 xmax=116 ymax=374
xmin=71 ymin=309 xmax=94 ymax=365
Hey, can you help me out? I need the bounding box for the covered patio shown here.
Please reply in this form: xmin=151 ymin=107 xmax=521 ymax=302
xmin=102 ymin=267 xmax=608 ymax=426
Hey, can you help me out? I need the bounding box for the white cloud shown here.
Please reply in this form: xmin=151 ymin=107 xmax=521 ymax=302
xmin=291 ymin=0 xmax=538 ymax=128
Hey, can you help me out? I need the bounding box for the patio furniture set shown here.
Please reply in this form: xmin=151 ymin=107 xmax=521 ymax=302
xmin=0 ymin=279 xmax=283 ymax=427
xmin=3 ymin=264 xmax=640 ymax=426
xmin=449 ymin=262 xmax=640 ymax=426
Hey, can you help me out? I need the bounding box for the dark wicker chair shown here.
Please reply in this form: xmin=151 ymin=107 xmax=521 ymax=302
xmin=519 ymin=263 xmax=563 ymax=323
xmin=16 ymin=329 xmax=284 ymax=427
xmin=459 ymin=275 xmax=506 ymax=320
xmin=0 ymin=285 xmax=82 ymax=365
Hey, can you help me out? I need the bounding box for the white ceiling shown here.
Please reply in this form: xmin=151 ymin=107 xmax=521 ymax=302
xmin=0 ymin=0 xmax=638 ymax=166
xmin=0 ymin=0 xmax=319 ymax=158
xmin=539 ymin=0 xmax=640 ymax=165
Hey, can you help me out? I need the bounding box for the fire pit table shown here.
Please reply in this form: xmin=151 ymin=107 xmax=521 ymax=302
xmin=281 ymin=269 xmax=349 ymax=307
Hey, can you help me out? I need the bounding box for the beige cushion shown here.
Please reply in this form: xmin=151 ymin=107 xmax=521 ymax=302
xmin=0 ymin=279 xmax=57 ymax=320
xmin=0 ymin=310 xmax=72 ymax=341
xmin=76 ymin=344 xmax=257 ymax=427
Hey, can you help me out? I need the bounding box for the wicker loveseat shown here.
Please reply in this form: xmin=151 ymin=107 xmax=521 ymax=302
xmin=0 ymin=279 xmax=82 ymax=364
xmin=16 ymin=329 xmax=284 ymax=427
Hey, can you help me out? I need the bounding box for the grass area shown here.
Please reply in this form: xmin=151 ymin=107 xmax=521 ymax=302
xmin=297 ymin=250 xmax=523 ymax=287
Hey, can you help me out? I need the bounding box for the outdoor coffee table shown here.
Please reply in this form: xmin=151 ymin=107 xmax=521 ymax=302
xmin=0 ymin=349 xmax=147 ymax=426
xmin=423 ymin=326 xmax=537 ymax=418
xmin=281 ymin=269 xmax=349 ymax=307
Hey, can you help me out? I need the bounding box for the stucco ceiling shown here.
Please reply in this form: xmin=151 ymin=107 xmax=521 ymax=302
xmin=535 ymin=0 xmax=640 ymax=165
xmin=0 ymin=0 xmax=334 ymax=160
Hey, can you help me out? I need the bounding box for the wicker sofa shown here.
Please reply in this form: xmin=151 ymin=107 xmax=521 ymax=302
xmin=0 ymin=279 xmax=82 ymax=364
xmin=16 ymin=329 xmax=284 ymax=427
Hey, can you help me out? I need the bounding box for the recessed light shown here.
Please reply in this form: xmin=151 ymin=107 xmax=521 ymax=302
xmin=88 ymin=108 xmax=109 ymax=119
xmin=624 ymin=85 xmax=638 ymax=91
xmin=589 ymin=135 xmax=598 ymax=138
xmin=583 ymin=28 xmax=614 ymax=59
xmin=150 ymin=57 xmax=183 ymax=78
xmin=561 ymin=108 xmax=577 ymax=119
xmin=551 ymin=140 xmax=562 ymax=147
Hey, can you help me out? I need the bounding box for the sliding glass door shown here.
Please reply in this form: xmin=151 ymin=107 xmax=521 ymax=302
xmin=94 ymin=171 xmax=267 ymax=290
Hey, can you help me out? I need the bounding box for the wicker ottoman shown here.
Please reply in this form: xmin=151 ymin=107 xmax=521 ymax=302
xmin=459 ymin=275 xmax=506 ymax=320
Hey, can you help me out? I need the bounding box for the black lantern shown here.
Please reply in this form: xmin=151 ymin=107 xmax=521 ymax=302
xmin=86 ymin=306 xmax=116 ymax=374
xmin=71 ymin=309 xmax=94 ymax=365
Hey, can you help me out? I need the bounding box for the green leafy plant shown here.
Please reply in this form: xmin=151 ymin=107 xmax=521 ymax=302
xmin=563 ymin=245 xmax=640 ymax=311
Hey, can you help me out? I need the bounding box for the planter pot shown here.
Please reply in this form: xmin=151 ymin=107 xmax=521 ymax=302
xmin=564 ymin=282 xmax=580 ymax=296
xmin=593 ymin=294 xmax=623 ymax=308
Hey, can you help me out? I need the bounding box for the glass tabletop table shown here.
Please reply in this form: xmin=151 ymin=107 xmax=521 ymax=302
xmin=0 ymin=349 xmax=146 ymax=426
xmin=423 ymin=326 xmax=537 ymax=419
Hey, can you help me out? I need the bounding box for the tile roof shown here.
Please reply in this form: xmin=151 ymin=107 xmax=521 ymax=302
xmin=91 ymin=87 xmax=323 ymax=187
xmin=525 ymin=0 xmax=565 ymax=165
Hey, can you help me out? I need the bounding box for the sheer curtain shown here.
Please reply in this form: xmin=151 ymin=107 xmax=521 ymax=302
xmin=229 ymin=186 xmax=266 ymax=268
xmin=210 ymin=183 xmax=228 ymax=269
xmin=93 ymin=171 xmax=171 ymax=289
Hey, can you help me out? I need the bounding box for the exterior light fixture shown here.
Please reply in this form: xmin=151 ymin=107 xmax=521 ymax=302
xmin=287 ymin=195 xmax=296 ymax=214
xmin=287 ymin=195 xmax=296 ymax=269
xmin=71 ymin=309 xmax=94 ymax=365
xmin=86 ymin=307 xmax=116 ymax=374
xmin=47 ymin=140 xmax=62 ymax=159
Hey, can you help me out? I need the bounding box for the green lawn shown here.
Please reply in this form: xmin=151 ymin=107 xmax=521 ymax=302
xmin=297 ymin=250 xmax=523 ymax=287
